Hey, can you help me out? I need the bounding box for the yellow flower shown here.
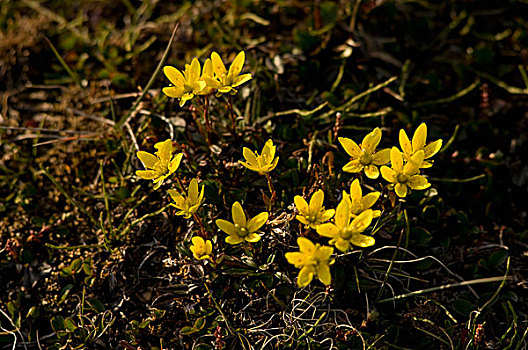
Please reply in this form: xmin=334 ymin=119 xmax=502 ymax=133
xmin=168 ymin=178 xmax=205 ymax=219
xmin=342 ymin=179 xmax=381 ymax=218
xmin=380 ymin=147 xmax=430 ymax=198
xmin=189 ymin=236 xmax=212 ymax=261
xmin=285 ymin=237 xmax=334 ymax=288
xmin=338 ymin=127 xmax=390 ymax=179
xmin=399 ymin=123 xmax=442 ymax=168
xmin=162 ymin=57 xmax=206 ymax=107
xmin=198 ymin=58 xmax=215 ymax=96
xmin=136 ymin=139 xmax=183 ymax=190
xmin=216 ymin=202 xmax=269 ymax=244
xmin=316 ymin=199 xmax=375 ymax=253
xmin=294 ymin=189 xmax=335 ymax=229
xmin=205 ymin=51 xmax=253 ymax=96
xmin=239 ymin=139 xmax=279 ymax=175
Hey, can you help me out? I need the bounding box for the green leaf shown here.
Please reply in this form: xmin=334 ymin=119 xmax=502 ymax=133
xmin=487 ymin=250 xmax=508 ymax=268
xmin=193 ymin=317 xmax=206 ymax=331
xmin=64 ymin=317 xmax=77 ymax=332
xmin=59 ymin=284 xmax=74 ymax=304
xmin=452 ymin=299 xmax=475 ymax=317
xmin=51 ymin=316 xmax=65 ymax=332
xmin=87 ymin=299 xmax=105 ymax=313
xmin=180 ymin=326 xmax=198 ymax=335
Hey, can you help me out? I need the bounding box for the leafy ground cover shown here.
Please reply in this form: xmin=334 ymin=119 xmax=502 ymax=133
xmin=1 ymin=1 xmax=527 ymax=349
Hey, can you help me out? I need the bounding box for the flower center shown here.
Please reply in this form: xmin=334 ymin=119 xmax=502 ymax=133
xmin=359 ymin=152 xmax=371 ymax=166
xmin=235 ymin=224 xmax=248 ymax=237
xmin=154 ymin=163 xmax=168 ymax=175
xmin=397 ymin=174 xmax=408 ymax=183
xmin=341 ymin=227 xmax=353 ymax=240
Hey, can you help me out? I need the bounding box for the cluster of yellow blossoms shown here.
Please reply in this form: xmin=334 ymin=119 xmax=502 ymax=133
xmin=162 ymin=51 xmax=252 ymax=106
xmin=286 ymin=123 xmax=442 ymax=287
xmin=136 ymin=64 xmax=442 ymax=288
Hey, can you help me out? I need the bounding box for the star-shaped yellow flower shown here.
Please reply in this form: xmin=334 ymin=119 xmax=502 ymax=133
xmin=216 ymin=202 xmax=268 ymax=245
xmin=136 ymin=139 xmax=183 ymax=190
xmin=285 ymin=237 xmax=334 ymax=288
xmin=239 ymin=139 xmax=279 ymax=175
xmin=205 ymin=51 xmax=253 ymax=96
xmin=342 ymin=179 xmax=381 ymax=218
xmin=294 ymin=189 xmax=335 ymax=229
xmin=316 ymin=199 xmax=375 ymax=253
xmin=338 ymin=127 xmax=390 ymax=179
xmin=162 ymin=58 xmax=206 ymax=107
xmin=399 ymin=123 xmax=442 ymax=168
xmin=167 ymin=178 xmax=205 ymax=219
xmin=189 ymin=236 xmax=212 ymax=261
xmin=380 ymin=147 xmax=430 ymax=197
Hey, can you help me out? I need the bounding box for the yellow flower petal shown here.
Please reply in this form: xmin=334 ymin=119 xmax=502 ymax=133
xmin=371 ymin=148 xmax=391 ymax=165
xmin=247 ymin=212 xmax=268 ymax=232
xmin=155 ymin=139 xmax=173 ymax=165
xmin=294 ymin=195 xmax=309 ymax=215
xmin=137 ymin=151 xmax=158 ymax=169
xmin=320 ymin=209 xmax=335 ymax=222
xmin=211 ymin=52 xmax=227 ymax=77
xmin=205 ymin=240 xmax=212 ymax=255
xmin=168 ymin=153 xmax=183 ymax=173
xmin=362 ymin=192 xmax=380 ymax=209
xmin=187 ymin=58 xmax=201 ymax=84
xmin=136 ymin=170 xmax=158 ymax=180
xmin=316 ymin=264 xmax=331 ymax=285
xmin=162 ymin=86 xmax=184 ymax=98
xmin=216 ymin=219 xmax=237 ymax=235
xmin=399 ymin=129 xmax=412 ymax=156
xmin=231 ymin=201 xmax=246 ymax=226
xmin=232 ymin=73 xmax=252 ymax=87
xmin=351 ymin=233 xmax=375 ymax=248
xmin=362 ymin=127 xmax=382 ymax=154
xmin=225 ymin=235 xmax=244 ymax=245
xmin=390 ymin=147 xmax=403 ymax=172
xmin=350 ymin=179 xmax=362 ymax=200
xmin=404 ymin=150 xmax=425 ymax=174
xmin=228 ymin=51 xmax=245 ymax=79
xmin=424 ymin=139 xmax=442 ymax=159
xmin=412 ymin=123 xmax=427 ymax=152
xmin=335 ymin=238 xmax=350 ymax=252
xmin=338 ymin=137 xmax=361 ymax=158
xmin=297 ymin=266 xmax=314 ymax=287
xmin=285 ymin=252 xmax=306 ymax=267
xmin=364 ymin=165 xmax=379 ymax=179
xmin=343 ymin=159 xmax=362 ymax=173
xmin=334 ymin=199 xmax=350 ymax=229
xmin=297 ymin=237 xmax=316 ymax=254
xmin=308 ymin=190 xmax=324 ymax=214
xmin=191 ymin=236 xmax=204 ymax=248
xmin=316 ymin=223 xmax=338 ymax=238
xmin=408 ymin=175 xmax=430 ymax=190
xmin=395 ymin=183 xmax=408 ymax=197
xmin=242 ymin=147 xmax=257 ymax=165
xmin=380 ymin=166 xmax=397 ymax=183
xmin=245 ymin=233 xmax=261 ymax=243
xmin=316 ymin=245 xmax=334 ymax=261
xmin=163 ymin=66 xmax=185 ymax=86
xmin=188 ymin=178 xmax=199 ymax=200
xmin=351 ymin=209 xmax=373 ymax=233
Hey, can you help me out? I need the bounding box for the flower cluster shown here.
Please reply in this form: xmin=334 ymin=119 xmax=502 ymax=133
xmin=285 ymin=123 xmax=442 ymax=287
xmin=162 ymin=51 xmax=252 ymax=106
xmin=135 ymin=98 xmax=442 ymax=288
